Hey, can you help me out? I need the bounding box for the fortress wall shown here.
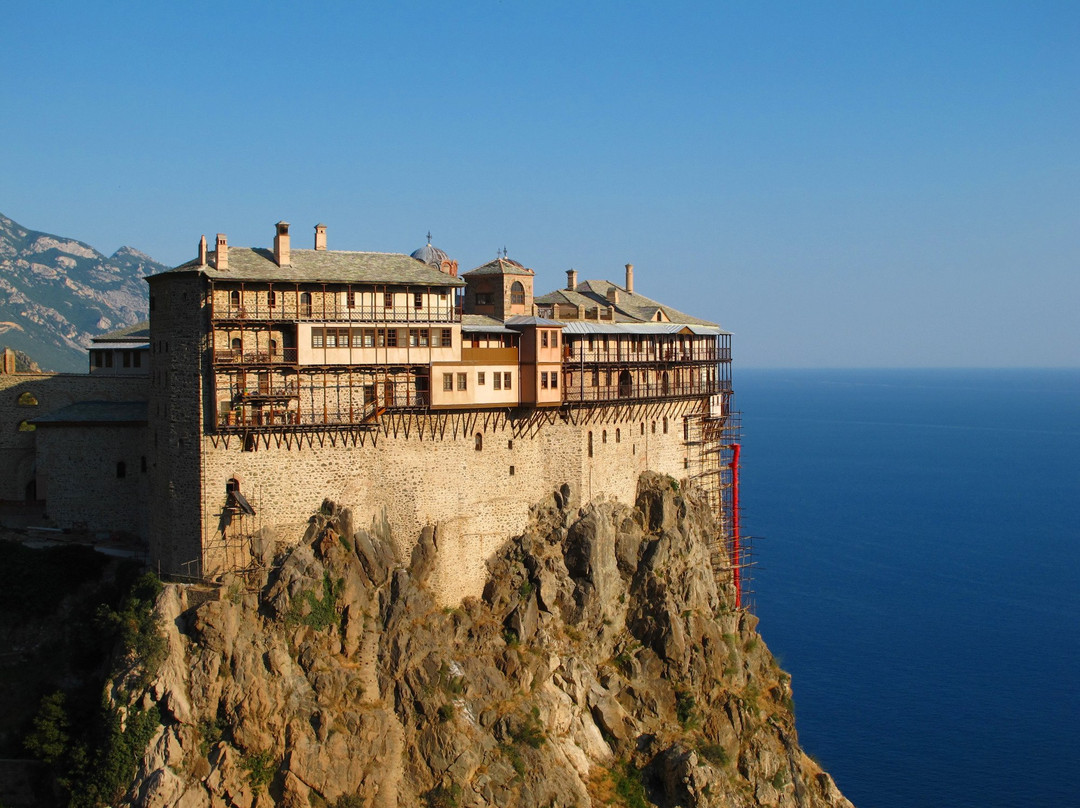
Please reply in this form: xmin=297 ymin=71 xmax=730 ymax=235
xmin=34 ymin=423 xmax=149 ymax=537
xmin=0 ymin=373 xmax=148 ymax=501
xmin=198 ymin=403 xmax=701 ymax=604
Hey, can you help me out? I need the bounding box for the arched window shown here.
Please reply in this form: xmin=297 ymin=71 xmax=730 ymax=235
xmin=661 ymin=371 xmax=670 ymax=396
xmin=267 ymin=290 xmax=277 ymax=308
xmin=269 ymin=339 xmax=279 ymax=357
xmin=618 ymin=370 xmax=633 ymax=399
xmin=475 ymin=433 xmax=483 ymax=451
xmin=615 ymin=428 xmax=621 ymax=443
xmin=226 ymin=477 xmax=240 ymax=493
xmin=231 ymin=337 xmax=242 ymax=356
xmin=510 ymin=281 xmax=525 ymax=306
xmin=16 ymin=392 xmax=38 ymax=406
xmin=300 ymin=292 xmax=312 ymax=317
xmin=229 ymin=290 xmax=241 ymax=308
xmin=588 ymin=431 xmax=594 ymax=458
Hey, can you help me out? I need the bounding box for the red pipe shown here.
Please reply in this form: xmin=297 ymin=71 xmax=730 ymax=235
xmin=729 ymin=443 xmax=741 ymax=609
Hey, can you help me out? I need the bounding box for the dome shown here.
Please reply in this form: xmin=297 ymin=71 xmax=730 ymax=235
xmin=411 ymin=241 xmax=451 ymax=269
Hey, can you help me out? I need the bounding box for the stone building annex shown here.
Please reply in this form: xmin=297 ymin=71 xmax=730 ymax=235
xmin=2 ymin=222 xmax=742 ymax=604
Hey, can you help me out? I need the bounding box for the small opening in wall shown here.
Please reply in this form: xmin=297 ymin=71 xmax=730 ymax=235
xmin=615 ymin=428 xmax=621 ymax=443
xmin=602 ymin=430 xmax=607 ymax=444
xmin=588 ymin=431 xmax=594 ymax=458
xmin=509 ymin=466 xmax=515 ymax=476
xmin=243 ymin=434 xmax=256 ymax=452
xmin=475 ymin=433 xmax=483 ymax=451
xmin=633 ymin=444 xmax=636 ymax=455
xmin=684 ymin=458 xmax=689 ymax=469
xmin=116 ymin=461 xmax=126 ymax=479
xmin=640 ymin=423 xmax=645 ymax=435
xmin=141 ymin=456 xmax=147 ymax=473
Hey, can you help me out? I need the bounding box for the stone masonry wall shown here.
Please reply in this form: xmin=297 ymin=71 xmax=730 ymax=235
xmin=0 ymin=373 xmax=148 ymax=501
xmin=197 ymin=399 xmax=704 ymax=604
xmin=34 ymin=423 xmax=149 ymax=537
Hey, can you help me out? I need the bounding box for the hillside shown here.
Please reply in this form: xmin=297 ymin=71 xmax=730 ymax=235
xmin=19 ymin=475 xmax=849 ymax=808
xmin=0 ymin=212 xmax=163 ymax=372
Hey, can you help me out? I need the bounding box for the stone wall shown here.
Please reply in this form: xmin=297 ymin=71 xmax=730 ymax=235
xmin=34 ymin=423 xmax=149 ymax=537
xmin=0 ymin=372 xmax=148 ymax=501
xmin=194 ymin=399 xmax=704 ymax=604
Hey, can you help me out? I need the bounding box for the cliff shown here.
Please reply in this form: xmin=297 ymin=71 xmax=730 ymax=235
xmin=125 ymin=474 xmax=851 ymax=808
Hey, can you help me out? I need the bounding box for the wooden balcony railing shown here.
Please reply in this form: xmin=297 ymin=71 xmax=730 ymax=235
xmin=213 ymin=348 xmax=299 ymax=365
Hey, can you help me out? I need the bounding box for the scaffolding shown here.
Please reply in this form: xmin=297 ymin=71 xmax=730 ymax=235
xmin=202 ymin=485 xmax=268 ymax=582
xmin=688 ymin=396 xmax=754 ymax=611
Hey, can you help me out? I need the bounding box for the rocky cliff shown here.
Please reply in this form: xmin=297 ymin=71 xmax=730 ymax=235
xmin=0 ymin=212 xmax=162 ymax=372
xmin=127 ymin=475 xmax=851 ymax=808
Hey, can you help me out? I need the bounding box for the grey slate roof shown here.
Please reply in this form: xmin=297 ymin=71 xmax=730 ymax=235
xmin=92 ymin=321 xmax=150 ymax=343
xmin=158 ymin=248 xmax=465 ymax=287
xmin=463 ymin=257 xmax=534 ymax=277
xmin=32 ymin=401 xmax=148 ymax=425
xmin=535 ymin=280 xmax=718 ymax=327
xmin=461 ymin=314 xmax=516 ymax=333
xmin=504 ymin=315 xmax=565 ymax=329
xmin=559 ymin=321 xmax=728 ymax=336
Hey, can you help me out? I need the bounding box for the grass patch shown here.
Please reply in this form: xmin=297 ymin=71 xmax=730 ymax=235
xmin=613 ymin=762 xmax=648 ymax=808
xmin=675 ymin=690 xmax=699 ymax=730
xmin=423 ymin=782 xmax=461 ymax=808
xmin=241 ymin=749 xmax=275 ymax=789
xmin=697 ymin=742 xmax=729 ymax=767
xmin=288 ymin=572 xmax=344 ymax=632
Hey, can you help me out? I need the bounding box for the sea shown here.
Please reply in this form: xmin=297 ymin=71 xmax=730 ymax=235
xmin=734 ymin=369 xmax=1080 ymax=808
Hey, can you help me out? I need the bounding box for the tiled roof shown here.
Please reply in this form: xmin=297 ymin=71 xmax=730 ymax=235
xmin=32 ymin=401 xmax=148 ymax=425
xmin=535 ymin=280 xmax=718 ymax=327
xmin=463 ymin=257 xmax=535 ymax=277
xmin=157 ymin=248 xmax=465 ymax=287
xmin=92 ymin=321 xmax=150 ymax=343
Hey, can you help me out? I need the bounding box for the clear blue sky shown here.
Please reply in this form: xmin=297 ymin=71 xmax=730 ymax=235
xmin=3 ymin=1 xmax=1077 ymax=367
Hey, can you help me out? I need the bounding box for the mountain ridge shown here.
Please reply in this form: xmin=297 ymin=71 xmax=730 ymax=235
xmin=0 ymin=212 xmax=165 ymax=372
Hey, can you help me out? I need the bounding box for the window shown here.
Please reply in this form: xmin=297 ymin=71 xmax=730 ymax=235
xmin=457 ymin=373 xmax=467 ymax=391
xmin=268 ymin=290 xmax=276 ymax=308
xmin=443 ymin=374 xmax=453 ymax=391
xmin=408 ymin=330 xmax=418 ymax=347
xmin=230 ymin=290 xmax=240 ymax=308
xmin=141 ymin=456 xmax=147 ymax=473
xmin=377 ymin=329 xmax=387 ymax=347
xmin=352 ymin=329 xmax=363 ymax=348
xmin=364 ymin=329 xmax=375 ymax=348
xmin=231 ymin=337 xmax=242 ymax=353
xmin=615 ymin=428 xmax=621 ymax=443
xmin=133 ymin=352 xmax=142 ymax=368
xmin=94 ymin=352 xmax=103 ymax=367
xmin=122 ymin=351 xmax=131 ymax=368
xmin=663 ymin=416 xmax=669 ymax=434
xmin=476 ymin=292 xmax=492 ymax=306
xmin=325 ymin=330 xmax=337 ymax=348
xmin=541 ymin=372 xmax=548 ymax=389
xmin=509 ymin=466 xmax=515 ymax=476
xmin=588 ymin=431 xmax=594 ymax=458
xmin=312 ymin=330 xmax=324 ymax=348
xmin=300 ymin=292 xmax=312 ymax=317
xmin=414 ymin=292 xmax=423 ymax=309
xmin=418 ymin=329 xmax=429 ymax=347
xmin=602 ymin=430 xmax=607 ymax=443
xmin=478 ymin=372 xmax=486 ymax=385
xmin=105 ymin=352 xmax=113 ymax=368
xmin=684 ymin=418 xmax=690 ymax=440
xmin=510 ymin=281 xmax=525 ymax=305
xmin=384 ymin=291 xmax=393 ymax=308
xmin=441 ymin=329 xmax=452 ymax=348
xmin=116 ymin=461 xmax=126 ymax=479
xmin=494 ymin=373 xmax=502 ymax=391
xmin=551 ymin=373 xmax=557 ymax=389
xmin=652 ymin=421 xmax=657 ymax=434
xmin=508 ymin=439 xmax=513 ymax=450
xmin=475 ymin=433 xmax=483 ymax=451
xmin=591 ymin=369 xmax=599 ymax=387
xmin=346 ymin=291 xmax=356 ymax=309
xmin=387 ymin=329 xmax=398 ymax=347
xmin=552 ymin=332 xmax=558 ymax=348
xmin=504 ymin=372 xmax=512 ymax=389
xmin=541 ymin=331 xmax=548 ymax=348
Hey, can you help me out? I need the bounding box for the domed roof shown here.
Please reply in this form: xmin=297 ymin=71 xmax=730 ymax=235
xmin=411 ymin=237 xmax=451 ymax=269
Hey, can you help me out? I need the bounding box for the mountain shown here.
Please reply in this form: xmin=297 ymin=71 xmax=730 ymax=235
xmin=0 ymin=212 xmax=166 ymax=372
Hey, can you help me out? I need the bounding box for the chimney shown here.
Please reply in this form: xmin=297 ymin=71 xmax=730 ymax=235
xmin=314 ymin=223 xmax=327 ymax=251
xmin=606 ymin=286 xmax=620 ymax=305
xmin=274 ymin=221 xmax=291 ymax=266
xmin=566 ymin=268 xmax=578 ymax=291
xmin=625 ymin=263 xmax=634 ymax=294
xmin=1 ymin=347 xmax=15 ymax=375
xmin=198 ymin=235 xmax=207 ymax=267
xmin=215 ymin=234 xmax=228 ymax=270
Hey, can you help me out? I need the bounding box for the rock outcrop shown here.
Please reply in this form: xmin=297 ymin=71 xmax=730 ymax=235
xmin=132 ymin=474 xmax=853 ymax=808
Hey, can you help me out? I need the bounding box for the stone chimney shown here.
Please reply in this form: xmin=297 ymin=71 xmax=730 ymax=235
xmin=606 ymin=286 xmax=620 ymax=305
xmin=625 ymin=263 xmax=634 ymax=294
xmin=314 ymin=223 xmax=327 ymax=251
xmin=1 ymin=347 xmax=15 ymax=375
xmin=274 ymin=221 xmax=291 ymax=266
xmin=215 ymin=234 xmax=229 ymax=270
xmin=566 ymin=269 xmax=578 ymax=291
xmin=198 ymin=235 xmax=207 ymax=267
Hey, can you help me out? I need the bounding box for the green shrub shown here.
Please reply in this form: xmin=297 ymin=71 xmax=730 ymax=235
xmin=613 ymin=762 xmax=648 ymax=808
xmin=437 ymin=704 xmax=455 ymax=723
xmin=241 ymin=749 xmax=275 ymax=789
xmin=675 ymin=690 xmax=698 ymax=729
xmin=423 ymin=781 xmax=461 ymax=807
xmin=288 ymin=572 xmax=344 ymax=632
xmin=697 ymin=743 xmax=729 ymax=766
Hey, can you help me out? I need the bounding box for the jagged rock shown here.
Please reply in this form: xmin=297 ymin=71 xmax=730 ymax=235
xmin=128 ymin=473 xmax=853 ymax=808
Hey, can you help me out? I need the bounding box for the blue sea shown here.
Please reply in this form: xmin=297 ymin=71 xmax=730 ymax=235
xmin=736 ymin=369 xmax=1080 ymax=808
